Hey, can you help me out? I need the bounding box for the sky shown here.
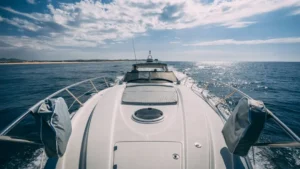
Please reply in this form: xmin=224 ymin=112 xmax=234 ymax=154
xmin=0 ymin=0 xmax=300 ymax=61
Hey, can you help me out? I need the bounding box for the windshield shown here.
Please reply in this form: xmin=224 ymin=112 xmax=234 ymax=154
xmin=123 ymin=71 xmax=178 ymax=83
xmin=133 ymin=63 xmax=168 ymax=72
xmin=137 ymin=68 xmax=165 ymax=71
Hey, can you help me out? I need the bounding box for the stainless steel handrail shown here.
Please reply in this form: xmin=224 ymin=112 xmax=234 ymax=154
xmin=265 ymin=109 xmax=300 ymax=142
xmin=68 ymin=83 xmax=107 ymax=111
xmin=189 ymin=80 xmax=300 ymax=147
xmin=0 ymin=76 xmax=111 ymax=136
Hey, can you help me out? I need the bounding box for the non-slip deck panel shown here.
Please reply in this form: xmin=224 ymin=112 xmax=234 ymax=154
xmin=122 ymin=85 xmax=177 ymax=105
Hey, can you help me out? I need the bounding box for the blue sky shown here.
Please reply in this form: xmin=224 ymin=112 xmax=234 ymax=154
xmin=0 ymin=0 xmax=300 ymax=61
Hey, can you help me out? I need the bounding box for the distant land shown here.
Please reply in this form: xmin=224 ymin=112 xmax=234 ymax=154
xmin=0 ymin=58 xmax=145 ymax=64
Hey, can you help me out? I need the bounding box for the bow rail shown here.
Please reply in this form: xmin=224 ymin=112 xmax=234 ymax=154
xmin=182 ymin=77 xmax=300 ymax=148
xmin=0 ymin=76 xmax=114 ymax=140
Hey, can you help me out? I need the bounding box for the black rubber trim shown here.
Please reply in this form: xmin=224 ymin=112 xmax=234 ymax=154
xmin=79 ymin=107 xmax=96 ymax=169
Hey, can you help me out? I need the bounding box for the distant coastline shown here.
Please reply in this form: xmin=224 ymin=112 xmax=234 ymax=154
xmin=0 ymin=58 xmax=145 ymax=65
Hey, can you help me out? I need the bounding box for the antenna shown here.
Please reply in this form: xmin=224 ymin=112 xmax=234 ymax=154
xmin=132 ymin=39 xmax=137 ymax=64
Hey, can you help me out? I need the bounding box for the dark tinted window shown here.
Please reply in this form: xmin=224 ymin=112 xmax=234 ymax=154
xmin=124 ymin=71 xmax=177 ymax=82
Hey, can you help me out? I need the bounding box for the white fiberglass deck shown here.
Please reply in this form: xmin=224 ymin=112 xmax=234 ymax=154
xmin=51 ymin=82 xmax=248 ymax=169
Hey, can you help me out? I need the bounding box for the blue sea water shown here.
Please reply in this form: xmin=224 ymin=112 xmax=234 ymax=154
xmin=0 ymin=62 xmax=299 ymax=169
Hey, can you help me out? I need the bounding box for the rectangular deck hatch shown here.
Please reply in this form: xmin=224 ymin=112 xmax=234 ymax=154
xmin=122 ymin=86 xmax=177 ymax=105
xmin=113 ymin=142 xmax=182 ymax=169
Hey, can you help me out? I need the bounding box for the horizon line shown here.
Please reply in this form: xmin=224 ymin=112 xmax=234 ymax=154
xmin=1 ymin=58 xmax=300 ymax=63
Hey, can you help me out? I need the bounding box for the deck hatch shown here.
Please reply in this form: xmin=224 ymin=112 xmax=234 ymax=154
xmin=113 ymin=142 xmax=182 ymax=169
xmin=122 ymin=85 xmax=177 ymax=105
xmin=132 ymin=108 xmax=164 ymax=123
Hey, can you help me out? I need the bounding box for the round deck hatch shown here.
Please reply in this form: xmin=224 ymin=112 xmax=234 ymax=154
xmin=132 ymin=108 xmax=164 ymax=123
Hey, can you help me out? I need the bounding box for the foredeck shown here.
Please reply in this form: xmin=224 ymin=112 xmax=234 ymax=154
xmin=54 ymin=83 xmax=248 ymax=169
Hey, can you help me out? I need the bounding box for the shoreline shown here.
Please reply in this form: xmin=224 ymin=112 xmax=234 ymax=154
xmin=0 ymin=60 xmax=136 ymax=65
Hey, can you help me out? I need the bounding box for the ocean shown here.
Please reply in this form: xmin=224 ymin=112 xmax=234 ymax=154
xmin=0 ymin=62 xmax=299 ymax=169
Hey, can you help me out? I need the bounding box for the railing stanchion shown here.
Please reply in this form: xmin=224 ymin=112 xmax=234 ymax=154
xmin=201 ymin=83 xmax=210 ymax=95
xmin=104 ymin=77 xmax=109 ymax=87
xmin=65 ymin=89 xmax=83 ymax=106
xmin=183 ymin=77 xmax=188 ymax=85
xmin=191 ymin=82 xmax=196 ymax=89
xmin=215 ymin=89 xmax=237 ymax=106
xmin=90 ymin=80 xmax=98 ymax=92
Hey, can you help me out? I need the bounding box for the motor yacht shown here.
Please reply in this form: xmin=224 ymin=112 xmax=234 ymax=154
xmin=0 ymin=51 xmax=299 ymax=169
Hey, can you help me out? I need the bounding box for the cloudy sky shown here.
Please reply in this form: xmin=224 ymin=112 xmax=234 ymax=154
xmin=0 ymin=0 xmax=300 ymax=61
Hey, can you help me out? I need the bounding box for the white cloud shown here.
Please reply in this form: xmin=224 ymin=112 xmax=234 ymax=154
xmin=1 ymin=0 xmax=300 ymax=50
xmin=222 ymin=21 xmax=256 ymax=28
xmin=184 ymin=37 xmax=300 ymax=46
xmin=0 ymin=7 xmax=53 ymax=23
xmin=0 ymin=36 xmax=53 ymax=50
xmin=2 ymin=17 xmax=41 ymax=31
xmin=0 ymin=35 xmax=101 ymax=50
xmin=290 ymin=9 xmax=300 ymax=15
xmin=26 ymin=0 xmax=35 ymax=5
xmin=0 ymin=16 xmax=3 ymax=22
